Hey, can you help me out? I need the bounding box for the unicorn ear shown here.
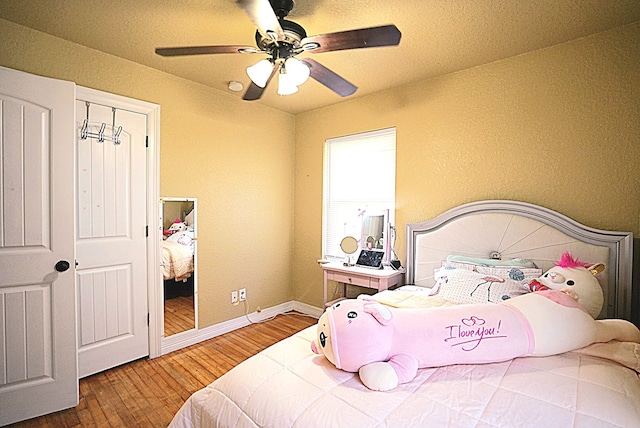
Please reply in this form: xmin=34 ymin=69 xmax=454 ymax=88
xmin=588 ymin=263 xmax=605 ymax=275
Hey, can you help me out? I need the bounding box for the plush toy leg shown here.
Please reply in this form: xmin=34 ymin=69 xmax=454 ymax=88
xmin=359 ymin=362 xmax=398 ymax=391
xmin=359 ymin=354 xmax=419 ymax=391
xmin=594 ymin=319 xmax=640 ymax=343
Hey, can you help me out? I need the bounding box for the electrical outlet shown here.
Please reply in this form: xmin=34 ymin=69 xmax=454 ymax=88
xmin=239 ymin=288 xmax=246 ymax=301
xmin=231 ymin=290 xmax=238 ymax=304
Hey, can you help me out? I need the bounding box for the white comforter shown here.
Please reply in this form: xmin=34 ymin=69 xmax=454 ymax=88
xmin=161 ymin=240 xmax=194 ymax=281
xmin=169 ymin=324 xmax=640 ymax=428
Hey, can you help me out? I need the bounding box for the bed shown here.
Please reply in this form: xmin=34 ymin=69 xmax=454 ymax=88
xmin=162 ymin=237 xmax=195 ymax=282
xmin=162 ymin=206 xmax=195 ymax=280
xmin=162 ymin=207 xmax=196 ymax=298
xmin=169 ymin=200 xmax=640 ymax=428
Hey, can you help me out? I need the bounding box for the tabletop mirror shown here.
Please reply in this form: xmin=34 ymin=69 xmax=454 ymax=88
xmin=360 ymin=209 xmax=390 ymax=265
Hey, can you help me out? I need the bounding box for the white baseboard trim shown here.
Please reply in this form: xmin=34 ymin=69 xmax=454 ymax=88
xmin=291 ymin=300 xmax=324 ymax=318
xmin=160 ymin=300 xmax=322 ymax=356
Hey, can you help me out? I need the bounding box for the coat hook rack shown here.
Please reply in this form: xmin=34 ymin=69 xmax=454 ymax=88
xmin=79 ymin=101 xmax=123 ymax=145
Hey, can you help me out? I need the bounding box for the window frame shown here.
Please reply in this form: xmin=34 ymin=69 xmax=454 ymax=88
xmin=321 ymin=127 xmax=396 ymax=263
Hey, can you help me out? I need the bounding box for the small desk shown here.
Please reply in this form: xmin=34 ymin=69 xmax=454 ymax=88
xmin=321 ymin=262 xmax=404 ymax=306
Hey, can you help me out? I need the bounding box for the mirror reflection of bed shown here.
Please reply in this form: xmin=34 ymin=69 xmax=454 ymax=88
xmin=161 ymin=198 xmax=197 ymax=337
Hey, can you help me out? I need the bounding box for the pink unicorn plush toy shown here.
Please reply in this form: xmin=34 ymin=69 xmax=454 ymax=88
xmin=311 ymin=255 xmax=640 ymax=391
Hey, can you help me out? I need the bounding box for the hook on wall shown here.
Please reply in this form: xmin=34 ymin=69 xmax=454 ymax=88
xmin=80 ymin=101 xmax=123 ymax=145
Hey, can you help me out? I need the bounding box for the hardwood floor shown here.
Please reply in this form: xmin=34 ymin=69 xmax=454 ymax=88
xmin=164 ymin=296 xmax=195 ymax=336
xmin=13 ymin=313 xmax=317 ymax=427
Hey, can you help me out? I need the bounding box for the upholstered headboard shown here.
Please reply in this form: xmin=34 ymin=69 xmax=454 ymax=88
xmin=406 ymin=200 xmax=633 ymax=320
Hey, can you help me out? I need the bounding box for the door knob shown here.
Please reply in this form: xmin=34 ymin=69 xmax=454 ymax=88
xmin=55 ymin=260 xmax=70 ymax=272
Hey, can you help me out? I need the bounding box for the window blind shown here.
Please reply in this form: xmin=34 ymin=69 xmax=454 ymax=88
xmin=322 ymin=127 xmax=396 ymax=260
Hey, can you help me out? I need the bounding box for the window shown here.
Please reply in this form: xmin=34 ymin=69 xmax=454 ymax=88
xmin=322 ymin=127 xmax=396 ymax=260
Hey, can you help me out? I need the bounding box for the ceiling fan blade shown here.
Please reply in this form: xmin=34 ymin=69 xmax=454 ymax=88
xmin=242 ymin=82 xmax=267 ymax=101
xmin=243 ymin=62 xmax=280 ymax=101
xmin=155 ymin=45 xmax=257 ymax=56
xmin=302 ymin=24 xmax=401 ymax=54
xmin=301 ymin=58 xmax=357 ymax=97
xmin=236 ymin=0 xmax=284 ymax=41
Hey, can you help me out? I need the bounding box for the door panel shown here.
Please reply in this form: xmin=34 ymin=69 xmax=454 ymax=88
xmin=78 ymin=266 xmax=132 ymax=345
xmin=1 ymin=96 xmax=50 ymax=250
xmin=3 ymin=287 xmax=51 ymax=383
xmin=0 ymin=66 xmax=77 ymax=426
xmin=75 ymin=101 xmax=149 ymax=378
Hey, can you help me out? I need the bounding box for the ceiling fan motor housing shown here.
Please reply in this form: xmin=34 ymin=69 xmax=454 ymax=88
xmin=255 ymin=19 xmax=307 ymax=59
xmin=269 ymin=0 xmax=295 ymax=19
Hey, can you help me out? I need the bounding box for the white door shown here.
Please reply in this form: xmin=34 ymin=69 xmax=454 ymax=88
xmin=75 ymin=98 xmax=149 ymax=378
xmin=0 ymin=67 xmax=78 ymax=425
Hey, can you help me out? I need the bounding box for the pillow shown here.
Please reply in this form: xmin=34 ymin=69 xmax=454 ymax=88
xmin=431 ymin=267 xmax=532 ymax=304
xmin=166 ymin=230 xmax=194 ymax=246
xmin=441 ymin=260 xmax=542 ymax=282
xmin=445 ymin=255 xmax=538 ymax=268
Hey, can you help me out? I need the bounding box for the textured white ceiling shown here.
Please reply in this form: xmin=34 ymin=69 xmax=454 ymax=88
xmin=1 ymin=0 xmax=639 ymax=114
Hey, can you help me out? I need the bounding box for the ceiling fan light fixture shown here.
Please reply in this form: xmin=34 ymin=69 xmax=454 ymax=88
xmin=247 ymin=59 xmax=274 ymax=88
xmin=277 ymin=71 xmax=299 ymax=95
xmin=284 ymin=57 xmax=310 ymax=86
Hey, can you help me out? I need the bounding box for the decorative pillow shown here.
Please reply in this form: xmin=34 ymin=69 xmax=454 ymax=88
xmin=432 ymin=267 xmax=532 ymax=304
xmin=445 ymin=255 xmax=538 ymax=268
xmin=166 ymin=230 xmax=194 ymax=246
xmin=441 ymin=260 xmax=542 ymax=282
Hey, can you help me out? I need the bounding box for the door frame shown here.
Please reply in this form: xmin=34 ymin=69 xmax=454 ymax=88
xmin=76 ymin=87 xmax=162 ymax=358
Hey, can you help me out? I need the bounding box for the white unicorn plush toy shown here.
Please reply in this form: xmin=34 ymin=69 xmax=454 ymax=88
xmin=528 ymin=252 xmax=604 ymax=318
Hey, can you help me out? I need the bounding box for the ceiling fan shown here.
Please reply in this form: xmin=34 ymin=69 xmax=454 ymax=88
xmin=155 ymin=0 xmax=401 ymax=101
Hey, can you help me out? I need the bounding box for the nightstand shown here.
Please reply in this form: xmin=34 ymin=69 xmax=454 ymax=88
xmin=321 ymin=262 xmax=404 ymax=306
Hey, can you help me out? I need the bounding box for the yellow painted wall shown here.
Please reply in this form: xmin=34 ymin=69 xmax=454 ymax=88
xmin=0 ymin=18 xmax=295 ymax=327
xmin=2 ymin=18 xmax=638 ymax=319
xmin=293 ymin=22 xmax=640 ymax=307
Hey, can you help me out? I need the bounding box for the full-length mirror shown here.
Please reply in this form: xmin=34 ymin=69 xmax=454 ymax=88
xmin=160 ymin=197 xmax=197 ymax=337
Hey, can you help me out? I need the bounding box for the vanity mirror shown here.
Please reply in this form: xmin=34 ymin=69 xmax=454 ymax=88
xmin=340 ymin=236 xmax=359 ymax=266
xmin=160 ymin=197 xmax=197 ymax=338
xmin=360 ymin=209 xmax=390 ymax=265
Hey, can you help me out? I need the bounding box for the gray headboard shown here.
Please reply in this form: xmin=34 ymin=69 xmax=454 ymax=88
xmin=406 ymin=200 xmax=633 ymax=320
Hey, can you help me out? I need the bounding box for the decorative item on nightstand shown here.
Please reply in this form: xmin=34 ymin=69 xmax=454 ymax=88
xmin=340 ymin=236 xmax=359 ymax=266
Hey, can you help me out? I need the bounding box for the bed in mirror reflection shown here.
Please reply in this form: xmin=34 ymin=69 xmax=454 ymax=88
xmin=161 ymin=198 xmax=197 ymax=337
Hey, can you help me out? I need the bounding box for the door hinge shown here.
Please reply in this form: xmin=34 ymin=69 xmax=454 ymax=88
xmin=146 ymin=225 xmax=149 ymax=237
xmin=145 ymin=136 xmax=149 ymax=147
xmin=147 ymin=313 xmax=150 ymax=326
